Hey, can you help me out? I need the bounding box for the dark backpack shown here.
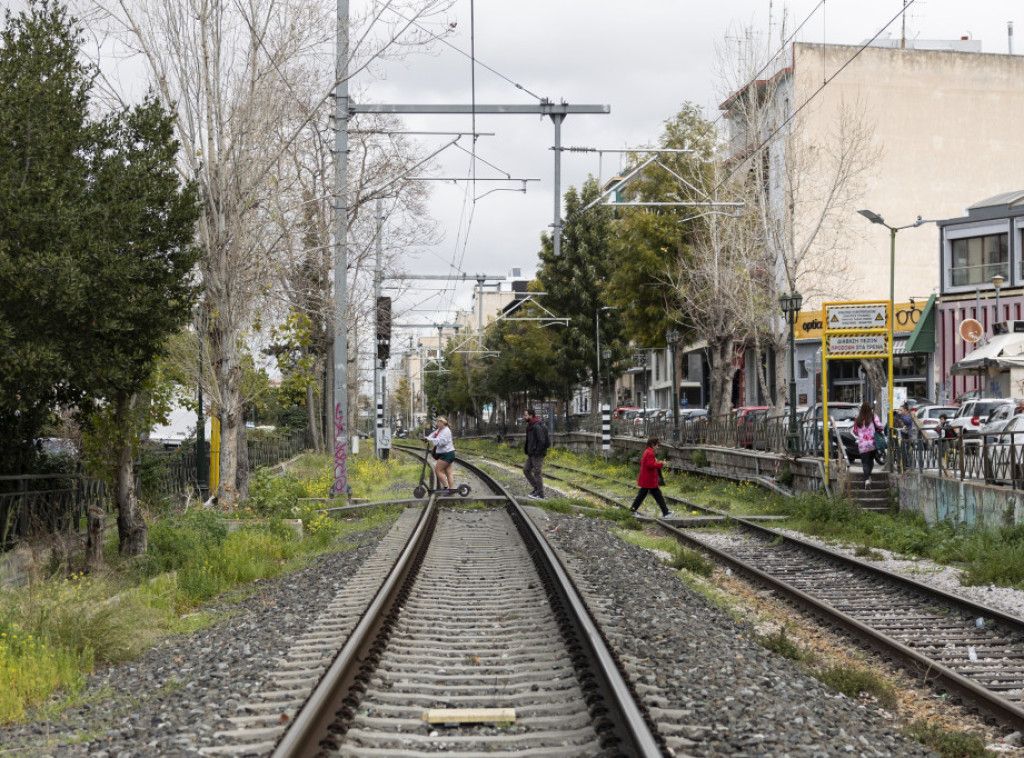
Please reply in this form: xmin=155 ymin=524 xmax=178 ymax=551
xmin=535 ymin=422 xmax=550 ymax=453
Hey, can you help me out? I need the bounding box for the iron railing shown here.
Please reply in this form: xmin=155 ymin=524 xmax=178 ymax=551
xmin=1 ymin=429 xmax=311 ymax=552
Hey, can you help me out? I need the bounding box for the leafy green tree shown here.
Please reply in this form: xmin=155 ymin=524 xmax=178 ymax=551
xmin=607 ymin=103 xmax=718 ymax=346
xmin=538 ymin=178 xmax=618 ymax=416
xmin=0 ymin=3 xmax=201 ymax=556
xmin=480 ymin=306 xmax=561 ymax=411
xmin=0 ymin=2 xmax=96 ymax=472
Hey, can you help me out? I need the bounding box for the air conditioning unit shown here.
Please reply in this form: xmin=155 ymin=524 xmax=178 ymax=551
xmin=994 ymin=321 xmax=1024 ymax=335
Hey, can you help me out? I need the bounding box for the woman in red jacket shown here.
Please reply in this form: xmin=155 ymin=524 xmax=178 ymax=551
xmin=630 ymin=437 xmax=671 ymax=517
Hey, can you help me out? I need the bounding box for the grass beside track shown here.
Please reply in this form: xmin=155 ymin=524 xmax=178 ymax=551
xmin=0 ymin=452 xmax=416 ymax=724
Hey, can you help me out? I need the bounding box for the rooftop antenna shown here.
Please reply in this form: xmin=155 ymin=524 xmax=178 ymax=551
xmin=1010 ymin=21 xmax=1015 ymax=55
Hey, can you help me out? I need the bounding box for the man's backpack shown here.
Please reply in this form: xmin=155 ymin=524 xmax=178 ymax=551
xmin=535 ymin=422 xmax=550 ymax=453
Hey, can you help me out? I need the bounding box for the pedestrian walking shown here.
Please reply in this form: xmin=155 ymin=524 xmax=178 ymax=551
xmin=630 ymin=437 xmax=671 ymax=517
xmin=425 ymin=416 xmax=456 ymax=493
xmin=523 ymin=408 xmax=550 ymax=499
xmin=852 ymin=401 xmax=884 ymax=488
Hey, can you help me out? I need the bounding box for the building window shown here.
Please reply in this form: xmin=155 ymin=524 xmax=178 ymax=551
xmin=951 ymin=233 xmax=1008 ymax=286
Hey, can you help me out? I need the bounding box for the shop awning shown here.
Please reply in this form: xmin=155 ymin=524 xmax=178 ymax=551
xmin=903 ymin=293 xmax=936 ymax=353
xmin=950 ymin=332 xmax=1024 ymax=375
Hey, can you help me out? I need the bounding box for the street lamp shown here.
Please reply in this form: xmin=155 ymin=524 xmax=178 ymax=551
xmin=993 ymin=274 xmax=1005 ymax=324
xmin=595 ymin=306 xmax=617 ymax=414
xmin=779 ymin=291 xmax=803 ymax=456
xmin=666 ymin=329 xmax=680 ymax=443
xmin=857 ymin=210 xmax=932 ymax=436
xmin=602 ymin=348 xmax=612 ymax=410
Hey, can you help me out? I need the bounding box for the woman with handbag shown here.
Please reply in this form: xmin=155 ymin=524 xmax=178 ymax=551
xmin=853 ymin=402 xmax=885 ymax=488
xmin=630 ymin=437 xmax=671 ymax=517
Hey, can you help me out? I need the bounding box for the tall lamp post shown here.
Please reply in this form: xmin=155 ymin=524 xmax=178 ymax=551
xmin=666 ymin=329 xmax=680 ymax=443
xmin=857 ymin=210 xmax=932 ymax=437
xmin=602 ymin=348 xmax=612 ymax=408
xmin=595 ymin=306 xmax=617 ymax=413
xmin=779 ymin=292 xmax=803 ymax=455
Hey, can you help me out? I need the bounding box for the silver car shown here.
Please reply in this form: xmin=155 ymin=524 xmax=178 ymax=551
xmin=949 ymin=399 xmax=1016 ymax=439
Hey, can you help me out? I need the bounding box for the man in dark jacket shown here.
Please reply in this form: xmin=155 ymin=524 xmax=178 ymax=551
xmin=523 ymin=408 xmax=549 ymax=499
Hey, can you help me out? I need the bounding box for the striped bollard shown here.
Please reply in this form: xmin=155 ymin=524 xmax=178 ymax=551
xmin=602 ymin=405 xmax=611 ymax=456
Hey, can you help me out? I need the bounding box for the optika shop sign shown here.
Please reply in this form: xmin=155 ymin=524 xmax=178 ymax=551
xmin=800 ymin=318 xmax=823 ymax=334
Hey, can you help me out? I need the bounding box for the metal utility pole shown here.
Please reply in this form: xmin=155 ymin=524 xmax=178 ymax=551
xmin=374 ymin=198 xmax=391 ymax=459
xmin=330 ymin=0 xmax=352 ymax=497
xmin=352 ymin=102 xmax=609 ymax=257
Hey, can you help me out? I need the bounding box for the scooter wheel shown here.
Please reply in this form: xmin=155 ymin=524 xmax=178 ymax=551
xmin=413 ymin=486 xmax=426 ymax=499
xmin=457 ymin=484 xmax=471 ymax=497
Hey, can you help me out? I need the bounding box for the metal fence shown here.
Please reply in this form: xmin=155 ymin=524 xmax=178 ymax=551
xmin=1 ymin=429 xmax=311 ymax=552
xmin=0 ymin=474 xmax=108 ymax=551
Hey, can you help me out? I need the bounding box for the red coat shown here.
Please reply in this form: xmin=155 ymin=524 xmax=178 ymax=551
xmin=637 ymin=447 xmax=663 ymax=488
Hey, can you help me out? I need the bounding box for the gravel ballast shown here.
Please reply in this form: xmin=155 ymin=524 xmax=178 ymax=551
xmin=0 ymin=492 xmax=1009 ymax=757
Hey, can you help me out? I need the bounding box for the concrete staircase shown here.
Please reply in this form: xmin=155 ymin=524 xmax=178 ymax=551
xmin=848 ymin=475 xmax=892 ymax=512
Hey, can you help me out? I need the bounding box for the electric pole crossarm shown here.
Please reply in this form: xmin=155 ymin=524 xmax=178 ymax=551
xmin=400 ymin=274 xmax=507 ymax=281
xmin=352 ymin=104 xmax=609 ymax=115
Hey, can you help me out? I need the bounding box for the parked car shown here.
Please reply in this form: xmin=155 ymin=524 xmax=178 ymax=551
xmin=978 ymin=400 xmax=1024 ymax=441
xmin=680 ymin=409 xmax=708 ymax=442
xmin=914 ymin=405 xmax=959 ymax=440
xmin=902 ymin=396 xmax=932 ymax=411
xmin=949 ymin=399 xmax=1016 ymax=439
xmin=801 ymin=402 xmax=862 ymax=460
xmin=982 ymin=415 xmax=1024 ymax=485
xmin=953 ymin=389 xmax=982 ymax=405
xmin=613 ymin=406 xmax=639 ymax=420
xmin=734 ymin=406 xmax=770 ymax=448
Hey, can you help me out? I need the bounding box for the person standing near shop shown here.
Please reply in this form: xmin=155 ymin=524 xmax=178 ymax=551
xmin=523 ymin=408 xmax=549 ymax=499
xmin=425 ymin=415 xmax=456 ymax=493
xmin=630 ymin=437 xmax=671 ymax=517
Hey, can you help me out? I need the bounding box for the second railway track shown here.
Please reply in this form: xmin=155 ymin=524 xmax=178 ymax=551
xmin=468 ymin=446 xmax=1024 ymax=733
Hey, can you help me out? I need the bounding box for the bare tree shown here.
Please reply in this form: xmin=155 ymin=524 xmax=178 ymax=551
xmin=81 ymin=0 xmax=452 ymax=505
xmin=716 ymin=27 xmax=880 ymax=413
xmin=668 ymin=161 xmax=762 ymax=421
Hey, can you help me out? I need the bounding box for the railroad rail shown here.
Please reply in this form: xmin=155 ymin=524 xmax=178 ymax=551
xmin=469 ymin=449 xmax=1024 ymax=732
xmin=210 ymin=449 xmax=662 ymax=757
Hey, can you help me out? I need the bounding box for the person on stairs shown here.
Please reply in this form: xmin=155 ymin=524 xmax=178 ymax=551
xmin=853 ymin=401 xmax=884 ymax=489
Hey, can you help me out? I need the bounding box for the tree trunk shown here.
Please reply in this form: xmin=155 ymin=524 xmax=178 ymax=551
xmin=85 ymin=504 xmax=106 ymax=571
xmin=236 ymin=419 xmax=249 ymax=501
xmin=115 ymin=395 xmax=147 ymax=557
xmin=212 ymin=318 xmax=244 ymax=508
xmin=307 ymin=382 xmax=322 ymax=450
xmin=708 ymin=338 xmax=737 ymax=421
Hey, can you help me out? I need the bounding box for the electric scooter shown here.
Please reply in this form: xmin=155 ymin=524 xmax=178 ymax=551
xmin=413 ymin=441 xmax=471 ymax=499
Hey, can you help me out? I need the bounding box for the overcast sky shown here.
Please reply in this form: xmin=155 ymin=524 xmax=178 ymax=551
xmin=358 ymin=0 xmax=1021 ymax=333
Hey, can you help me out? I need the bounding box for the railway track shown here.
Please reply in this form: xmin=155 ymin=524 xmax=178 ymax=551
xmin=211 ymin=450 xmax=662 ymax=757
xmin=470 ymin=448 xmax=1024 ymax=732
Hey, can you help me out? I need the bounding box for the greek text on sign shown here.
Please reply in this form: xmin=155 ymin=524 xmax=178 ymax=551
xmin=826 ymin=334 xmax=888 ymax=356
xmin=825 ymin=303 xmax=887 ymax=330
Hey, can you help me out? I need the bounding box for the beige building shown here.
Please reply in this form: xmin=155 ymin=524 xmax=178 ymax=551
xmin=719 ymin=40 xmax=1024 ymax=406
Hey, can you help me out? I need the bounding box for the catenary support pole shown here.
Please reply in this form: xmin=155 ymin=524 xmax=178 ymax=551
xmin=330 ymin=0 xmax=351 ymax=496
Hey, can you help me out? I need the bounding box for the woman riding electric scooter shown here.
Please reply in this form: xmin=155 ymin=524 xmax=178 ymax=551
xmin=425 ymin=416 xmax=457 ymax=494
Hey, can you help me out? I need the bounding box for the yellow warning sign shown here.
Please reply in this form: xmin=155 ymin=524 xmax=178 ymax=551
xmin=824 ymin=302 xmax=888 ymax=331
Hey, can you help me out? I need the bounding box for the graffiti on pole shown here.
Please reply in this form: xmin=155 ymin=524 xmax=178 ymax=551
xmin=331 ymin=402 xmax=351 ymax=496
